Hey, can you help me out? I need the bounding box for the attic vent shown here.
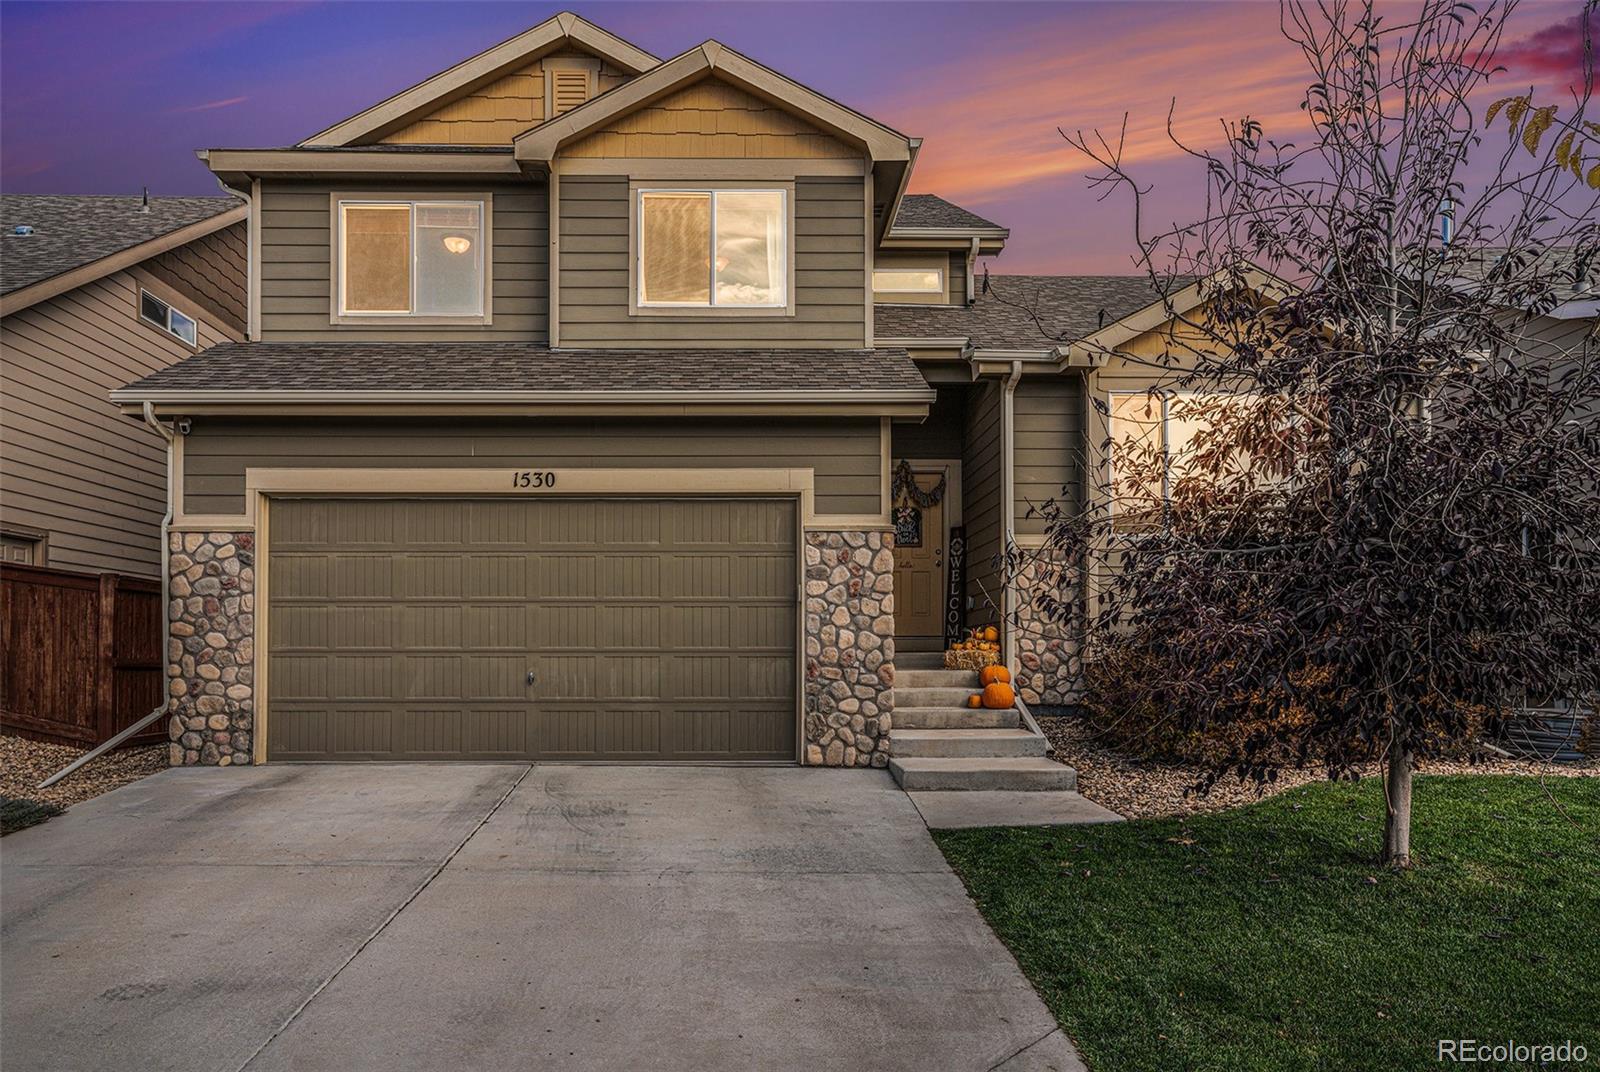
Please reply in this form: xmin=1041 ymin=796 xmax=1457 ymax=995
xmin=550 ymin=70 xmax=590 ymax=116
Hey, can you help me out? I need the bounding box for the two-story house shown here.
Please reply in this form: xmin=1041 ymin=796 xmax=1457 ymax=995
xmin=113 ymin=12 xmax=1227 ymax=779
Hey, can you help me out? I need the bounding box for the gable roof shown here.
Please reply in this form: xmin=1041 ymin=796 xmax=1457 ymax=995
xmin=513 ymin=40 xmax=912 ymax=166
xmin=875 ymin=274 xmax=1175 ymax=351
xmin=301 ymin=12 xmax=659 ymax=147
xmin=0 ymin=195 xmax=247 ymax=315
xmin=891 ymin=194 xmax=1004 ymax=233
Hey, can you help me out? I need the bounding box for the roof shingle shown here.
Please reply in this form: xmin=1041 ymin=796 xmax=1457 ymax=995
xmin=891 ymin=194 xmax=1004 ymax=232
xmin=116 ymin=343 xmax=930 ymax=397
xmin=874 ymin=274 xmax=1179 ymax=350
xmin=1 ymin=195 xmax=241 ymax=296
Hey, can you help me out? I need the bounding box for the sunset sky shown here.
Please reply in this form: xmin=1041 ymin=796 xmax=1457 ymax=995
xmin=0 ymin=1 xmax=1586 ymax=273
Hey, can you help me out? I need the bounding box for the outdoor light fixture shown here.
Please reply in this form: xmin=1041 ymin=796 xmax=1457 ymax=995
xmin=442 ymin=235 xmax=472 ymax=254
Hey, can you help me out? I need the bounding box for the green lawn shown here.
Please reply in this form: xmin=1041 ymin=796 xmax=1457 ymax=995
xmin=935 ymin=776 xmax=1600 ymax=1072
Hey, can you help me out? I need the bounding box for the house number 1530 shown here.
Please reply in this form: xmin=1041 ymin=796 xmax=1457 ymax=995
xmin=511 ymin=470 xmax=556 ymax=489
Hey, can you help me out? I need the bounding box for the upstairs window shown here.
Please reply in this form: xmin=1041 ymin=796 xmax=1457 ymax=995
xmin=637 ymin=189 xmax=787 ymax=310
xmin=139 ymin=289 xmax=198 ymax=346
xmin=337 ymin=199 xmax=485 ymax=317
xmin=873 ymin=268 xmax=943 ymax=294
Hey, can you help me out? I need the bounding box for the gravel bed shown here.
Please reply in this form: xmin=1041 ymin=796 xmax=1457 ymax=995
xmin=1039 ymin=714 xmax=1598 ymax=820
xmin=1 ymin=735 xmax=167 ymax=824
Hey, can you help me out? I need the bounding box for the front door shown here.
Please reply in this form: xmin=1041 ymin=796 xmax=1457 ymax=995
xmin=892 ymin=467 xmax=946 ymax=640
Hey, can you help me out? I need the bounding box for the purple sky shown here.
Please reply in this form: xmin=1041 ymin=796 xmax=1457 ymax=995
xmin=0 ymin=1 xmax=1584 ymax=274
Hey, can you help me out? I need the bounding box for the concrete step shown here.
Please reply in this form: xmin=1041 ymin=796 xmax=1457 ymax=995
xmin=908 ymin=789 xmax=1121 ymax=828
xmin=897 ymin=668 xmax=978 ymax=689
xmin=895 ymin=651 xmax=948 ymax=670
xmin=892 ymin=728 xmax=1047 ymax=759
xmin=895 ymin=686 xmax=979 ymax=708
xmin=889 ymin=757 xmax=1078 ymax=792
xmin=894 ymin=706 xmax=1021 ymax=730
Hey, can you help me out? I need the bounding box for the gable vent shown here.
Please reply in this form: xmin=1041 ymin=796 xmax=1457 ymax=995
xmin=550 ymin=71 xmax=590 ymax=116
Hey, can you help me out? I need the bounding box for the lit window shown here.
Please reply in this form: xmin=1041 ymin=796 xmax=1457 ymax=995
xmin=638 ymin=189 xmax=786 ymax=308
xmin=873 ymin=268 xmax=943 ymax=294
xmin=338 ymin=200 xmax=484 ymax=316
xmin=139 ymin=290 xmax=198 ymax=346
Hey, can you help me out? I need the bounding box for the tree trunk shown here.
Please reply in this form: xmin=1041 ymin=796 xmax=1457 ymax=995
xmin=1382 ymin=739 xmax=1413 ymax=869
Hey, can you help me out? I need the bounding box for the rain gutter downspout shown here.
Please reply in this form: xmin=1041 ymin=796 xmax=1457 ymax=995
xmin=39 ymin=403 xmax=177 ymax=788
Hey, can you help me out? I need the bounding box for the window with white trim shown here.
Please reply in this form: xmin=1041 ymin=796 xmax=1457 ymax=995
xmin=337 ymin=199 xmax=484 ymax=316
xmin=139 ymin=289 xmax=198 ymax=346
xmin=872 ymin=267 xmax=944 ymax=294
xmin=637 ymin=189 xmax=787 ymax=308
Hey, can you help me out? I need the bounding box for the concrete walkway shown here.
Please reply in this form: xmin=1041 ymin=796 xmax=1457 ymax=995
xmin=2 ymin=765 xmax=1084 ymax=1072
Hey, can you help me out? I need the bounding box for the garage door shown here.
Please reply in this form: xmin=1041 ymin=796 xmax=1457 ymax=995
xmin=266 ymin=497 xmax=797 ymax=762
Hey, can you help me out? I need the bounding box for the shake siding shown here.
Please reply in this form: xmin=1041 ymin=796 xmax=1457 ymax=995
xmin=145 ymin=221 xmax=248 ymax=332
xmin=962 ymin=380 xmax=1004 ymax=622
xmin=1014 ymin=377 xmax=1083 ymax=534
xmin=558 ymin=174 xmax=867 ymax=348
xmin=182 ymin=417 xmax=883 ymax=516
xmin=258 ymin=180 xmax=548 ymax=342
xmin=1 ymin=270 xmax=238 ymax=575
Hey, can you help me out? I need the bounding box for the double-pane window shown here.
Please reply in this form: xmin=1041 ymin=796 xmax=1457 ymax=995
xmin=638 ymin=189 xmax=787 ymax=308
xmin=339 ymin=200 xmax=484 ymax=316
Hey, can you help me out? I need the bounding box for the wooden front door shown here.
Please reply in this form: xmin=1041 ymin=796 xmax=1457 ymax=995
xmin=892 ymin=468 xmax=946 ymax=638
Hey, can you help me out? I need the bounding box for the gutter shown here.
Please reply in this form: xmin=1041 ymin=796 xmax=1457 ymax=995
xmin=40 ymin=403 xmax=178 ymax=788
xmin=110 ymin=387 xmax=939 ymax=406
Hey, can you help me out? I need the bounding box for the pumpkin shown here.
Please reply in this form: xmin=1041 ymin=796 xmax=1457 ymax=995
xmin=981 ymin=682 xmax=1016 ymax=709
xmin=980 ymin=665 xmax=1011 ymax=687
xmin=983 ymin=626 xmax=999 ymax=643
xmin=966 ymin=694 xmax=983 ymax=708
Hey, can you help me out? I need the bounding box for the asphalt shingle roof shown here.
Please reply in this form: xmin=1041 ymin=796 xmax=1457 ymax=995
xmin=874 ymin=274 xmax=1179 ymax=350
xmin=117 ymin=343 xmax=930 ymax=396
xmin=1 ymin=195 xmax=240 ymax=296
xmin=891 ymin=194 xmax=1004 ymax=232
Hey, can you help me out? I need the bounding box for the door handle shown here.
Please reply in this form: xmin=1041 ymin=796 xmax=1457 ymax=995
xmin=526 ymin=670 xmax=538 ymax=686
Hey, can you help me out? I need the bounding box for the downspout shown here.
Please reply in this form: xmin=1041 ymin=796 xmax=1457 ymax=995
xmin=1000 ymin=360 xmax=1022 ymax=677
xmin=39 ymin=403 xmax=177 ymax=788
xmin=967 ymin=237 xmax=980 ymax=304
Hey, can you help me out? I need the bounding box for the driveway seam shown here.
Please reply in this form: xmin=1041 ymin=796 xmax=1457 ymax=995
xmin=231 ymin=763 xmax=535 ymax=1072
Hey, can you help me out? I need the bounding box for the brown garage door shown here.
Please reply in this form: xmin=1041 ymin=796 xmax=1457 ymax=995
xmin=266 ymin=497 xmax=797 ymax=762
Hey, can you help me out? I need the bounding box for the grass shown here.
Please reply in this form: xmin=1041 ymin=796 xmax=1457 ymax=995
xmin=934 ymin=775 xmax=1600 ymax=1072
xmin=1 ymin=795 xmax=64 ymax=836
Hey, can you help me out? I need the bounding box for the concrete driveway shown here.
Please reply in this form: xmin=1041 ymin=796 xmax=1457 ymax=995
xmin=2 ymin=765 xmax=1083 ymax=1072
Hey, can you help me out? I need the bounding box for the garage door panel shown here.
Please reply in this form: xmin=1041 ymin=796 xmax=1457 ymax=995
xmin=268 ymin=497 xmax=796 ymax=762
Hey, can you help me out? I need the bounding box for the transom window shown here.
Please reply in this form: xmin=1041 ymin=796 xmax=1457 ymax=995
xmin=873 ymin=268 xmax=944 ymax=294
xmin=637 ymin=189 xmax=787 ymax=308
xmin=337 ymin=199 xmax=484 ymax=317
xmin=139 ymin=289 xmax=198 ymax=346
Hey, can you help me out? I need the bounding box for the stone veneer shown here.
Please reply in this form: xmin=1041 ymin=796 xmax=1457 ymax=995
xmin=166 ymin=530 xmax=255 ymax=766
xmin=803 ymin=531 xmax=894 ymax=766
xmin=1012 ymin=551 xmax=1077 ymax=707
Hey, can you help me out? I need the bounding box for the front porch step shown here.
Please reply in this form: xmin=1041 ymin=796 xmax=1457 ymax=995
xmin=892 ymin=728 xmax=1047 ymax=759
xmin=897 ymin=668 xmax=979 ymax=689
xmin=895 ymin=686 xmax=980 ymax=708
xmin=889 ymin=757 xmax=1078 ymax=792
xmin=895 ymin=651 xmax=948 ymax=670
xmin=894 ymin=706 xmax=1021 ymax=730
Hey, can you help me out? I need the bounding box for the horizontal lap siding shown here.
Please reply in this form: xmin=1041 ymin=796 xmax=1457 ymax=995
xmin=1014 ymin=377 xmax=1083 ymax=534
xmin=558 ymin=175 xmax=866 ymax=347
xmin=259 ymin=181 xmax=548 ymax=341
xmin=182 ymin=417 xmax=882 ymax=516
xmin=145 ymin=221 xmax=248 ymax=332
xmin=962 ymin=382 xmax=1004 ymax=621
xmin=891 ymin=386 xmax=966 ymax=460
xmin=1 ymin=271 xmax=237 ymax=575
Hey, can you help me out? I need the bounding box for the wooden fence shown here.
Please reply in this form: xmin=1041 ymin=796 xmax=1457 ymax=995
xmin=1 ymin=564 xmax=165 ymax=749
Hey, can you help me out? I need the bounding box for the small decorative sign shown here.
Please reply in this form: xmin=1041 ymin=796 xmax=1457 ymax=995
xmin=893 ymin=504 xmax=923 ymax=548
xmin=943 ymin=525 xmax=966 ymax=649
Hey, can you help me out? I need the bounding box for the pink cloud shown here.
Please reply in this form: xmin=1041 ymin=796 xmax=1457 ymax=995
xmin=169 ymin=96 xmax=248 ymax=114
xmin=1494 ymin=13 xmax=1589 ymax=87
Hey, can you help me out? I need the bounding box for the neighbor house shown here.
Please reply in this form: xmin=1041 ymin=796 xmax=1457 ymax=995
xmin=111 ymin=12 xmax=1234 ymax=777
xmin=1 ymin=194 xmax=247 ymax=575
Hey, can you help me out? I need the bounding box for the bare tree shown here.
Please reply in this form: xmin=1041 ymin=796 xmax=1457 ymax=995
xmin=1019 ymin=0 xmax=1599 ymax=866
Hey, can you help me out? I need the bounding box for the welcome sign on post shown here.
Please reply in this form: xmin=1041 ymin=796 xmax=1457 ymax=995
xmin=943 ymin=526 xmax=966 ymax=649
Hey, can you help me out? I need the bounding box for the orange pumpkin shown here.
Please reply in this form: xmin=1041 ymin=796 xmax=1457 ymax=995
xmin=966 ymin=694 xmax=983 ymax=708
xmin=983 ymin=626 xmax=999 ymax=643
xmin=981 ymin=682 xmax=1016 ymax=709
xmin=980 ymin=665 xmax=1011 ymax=687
